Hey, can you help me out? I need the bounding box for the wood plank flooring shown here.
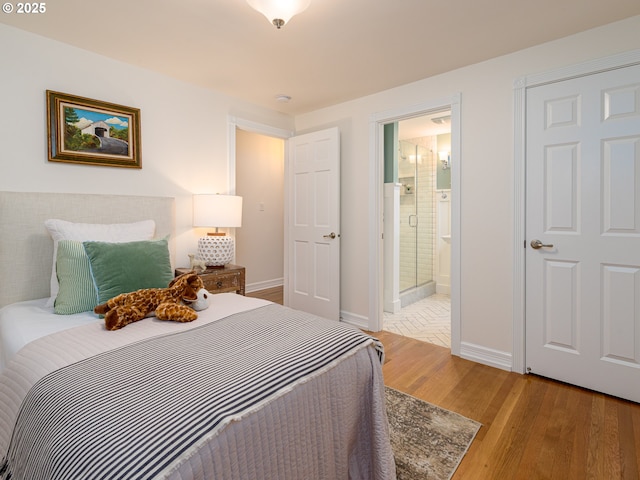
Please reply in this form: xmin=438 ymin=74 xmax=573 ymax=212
xmin=378 ymin=331 xmax=640 ymax=480
xmin=247 ymin=287 xmax=640 ymax=479
xmin=246 ymin=286 xmax=284 ymax=304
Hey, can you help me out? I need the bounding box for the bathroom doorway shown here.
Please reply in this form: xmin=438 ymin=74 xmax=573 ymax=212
xmin=383 ymin=111 xmax=452 ymax=348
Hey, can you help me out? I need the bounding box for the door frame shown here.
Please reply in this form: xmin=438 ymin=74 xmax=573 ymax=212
xmin=369 ymin=94 xmax=462 ymax=356
xmin=512 ymin=49 xmax=640 ymax=374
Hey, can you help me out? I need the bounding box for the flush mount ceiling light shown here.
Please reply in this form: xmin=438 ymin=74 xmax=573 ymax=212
xmin=431 ymin=115 xmax=451 ymax=125
xmin=246 ymin=0 xmax=311 ymax=29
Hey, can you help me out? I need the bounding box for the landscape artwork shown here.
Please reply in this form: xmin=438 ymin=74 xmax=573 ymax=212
xmin=47 ymin=90 xmax=141 ymax=168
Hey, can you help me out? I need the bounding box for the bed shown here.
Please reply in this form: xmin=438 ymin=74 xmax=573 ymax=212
xmin=0 ymin=191 xmax=395 ymax=480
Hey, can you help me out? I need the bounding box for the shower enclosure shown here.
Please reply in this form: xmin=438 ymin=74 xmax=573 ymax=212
xmin=397 ymin=139 xmax=436 ymax=306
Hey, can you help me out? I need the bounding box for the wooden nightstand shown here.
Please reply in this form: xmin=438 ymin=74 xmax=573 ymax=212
xmin=175 ymin=265 xmax=245 ymax=296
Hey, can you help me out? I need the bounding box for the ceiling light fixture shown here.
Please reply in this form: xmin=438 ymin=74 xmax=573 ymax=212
xmin=246 ymin=0 xmax=311 ymax=29
xmin=431 ymin=115 xmax=451 ymax=125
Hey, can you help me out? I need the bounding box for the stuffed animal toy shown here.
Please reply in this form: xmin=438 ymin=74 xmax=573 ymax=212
xmin=94 ymin=271 xmax=211 ymax=331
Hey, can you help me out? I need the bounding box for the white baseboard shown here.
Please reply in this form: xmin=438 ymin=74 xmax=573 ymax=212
xmin=383 ymin=299 xmax=401 ymax=314
xmin=340 ymin=310 xmax=369 ymax=330
xmin=342 ymin=311 xmax=513 ymax=372
xmin=245 ymin=278 xmax=283 ymax=294
xmin=459 ymin=341 xmax=512 ymax=372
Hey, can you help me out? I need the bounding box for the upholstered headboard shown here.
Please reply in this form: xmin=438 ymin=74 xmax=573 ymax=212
xmin=0 ymin=191 xmax=175 ymax=308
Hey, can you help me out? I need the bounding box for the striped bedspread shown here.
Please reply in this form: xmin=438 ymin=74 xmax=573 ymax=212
xmin=0 ymin=303 xmax=389 ymax=480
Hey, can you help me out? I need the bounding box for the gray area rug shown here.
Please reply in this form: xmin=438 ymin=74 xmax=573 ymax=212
xmin=385 ymin=387 xmax=481 ymax=480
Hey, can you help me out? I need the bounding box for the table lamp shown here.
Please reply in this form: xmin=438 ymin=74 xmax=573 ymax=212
xmin=193 ymin=194 xmax=243 ymax=267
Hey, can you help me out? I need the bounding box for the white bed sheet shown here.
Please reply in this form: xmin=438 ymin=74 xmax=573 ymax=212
xmin=0 ymin=298 xmax=100 ymax=372
xmin=0 ymin=294 xmax=273 ymax=373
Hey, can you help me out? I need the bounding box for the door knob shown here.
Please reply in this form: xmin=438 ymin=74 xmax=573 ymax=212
xmin=530 ymin=239 xmax=554 ymax=249
xmin=323 ymin=232 xmax=337 ymax=239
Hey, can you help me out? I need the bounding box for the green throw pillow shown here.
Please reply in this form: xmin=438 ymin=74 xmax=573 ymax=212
xmin=54 ymin=240 xmax=99 ymax=314
xmin=84 ymin=237 xmax=173 ymax=305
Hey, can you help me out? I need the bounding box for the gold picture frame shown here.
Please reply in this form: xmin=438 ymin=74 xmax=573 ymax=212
xmin=46 ymin=90 xmax=141 ymax=168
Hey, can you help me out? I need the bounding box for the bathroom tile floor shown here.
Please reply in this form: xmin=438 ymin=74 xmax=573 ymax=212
xmin=383 ymin=293 xmax=451 ymax=348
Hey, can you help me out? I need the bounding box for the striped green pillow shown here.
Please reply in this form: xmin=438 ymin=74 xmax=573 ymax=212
xmin=54 ymin=240 xmax=99 ymax=314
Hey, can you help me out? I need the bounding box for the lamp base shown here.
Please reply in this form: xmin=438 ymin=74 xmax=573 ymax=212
xmin=197 ymin=235 xmax=234 ymax=267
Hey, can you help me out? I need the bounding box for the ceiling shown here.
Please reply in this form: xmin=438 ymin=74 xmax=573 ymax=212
xmin=3 ymin=0 xmax=639 ymax=116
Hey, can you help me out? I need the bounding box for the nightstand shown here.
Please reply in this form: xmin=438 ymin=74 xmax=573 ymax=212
xmin=175 ymin=265 xmax=245 ymax=296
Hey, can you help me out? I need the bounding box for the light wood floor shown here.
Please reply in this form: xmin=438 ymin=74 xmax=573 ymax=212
xmin=247 ymin=287 xmax=640 ymax=479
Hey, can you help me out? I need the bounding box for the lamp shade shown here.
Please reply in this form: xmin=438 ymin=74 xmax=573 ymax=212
xmin=193 ymin=194 xmax=242 ymax=228
xmin=246 ymin=0 xmax=311 ymax=28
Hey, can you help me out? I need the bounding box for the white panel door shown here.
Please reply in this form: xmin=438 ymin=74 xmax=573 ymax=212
xmin=526 ymin=64 xmax=640 ymax=402
xmin=287 ymin=127 xmax=340 ymax=320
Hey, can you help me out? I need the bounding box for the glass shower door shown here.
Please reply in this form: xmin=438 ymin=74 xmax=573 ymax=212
xmin=399 ymin=140 xmax=434 ymax=297
xmin=399 ymin=140 xmax=417 ymax=293
xmin=415 ymin=143 xmax=433 ymax=289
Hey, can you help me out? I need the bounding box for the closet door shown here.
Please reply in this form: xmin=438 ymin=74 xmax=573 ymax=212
xmin=525 ymin=64 xmax=640 ymax=402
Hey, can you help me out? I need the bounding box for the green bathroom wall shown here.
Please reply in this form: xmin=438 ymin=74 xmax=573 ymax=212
xmin=436 ymin=132 xmax=451 ymax=190
xmin=383 ymin=122 xmax=398 ymax=183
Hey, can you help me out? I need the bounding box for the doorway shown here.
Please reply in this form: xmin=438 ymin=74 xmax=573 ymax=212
xmin=369 ymin=94 xmax=461 ymax=353
xmin=382 ymin=112 xmax=452 ymax=347
xmin=234 ymin=128 xmax=285 ymax=294
xmin=229 ymin=117 xmax=292 ymax=296
xmin=230 ymin=118 xmax=342 ymax=321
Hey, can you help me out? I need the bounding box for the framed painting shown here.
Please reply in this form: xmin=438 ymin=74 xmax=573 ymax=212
xmin=46 ymin=90 xmax=141 ymax=168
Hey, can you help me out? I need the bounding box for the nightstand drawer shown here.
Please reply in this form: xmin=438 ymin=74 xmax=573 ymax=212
xmin=175 ymin=265 xmax=246 ymax=296
xmin=201 ymin=272 xmax=241 ymax=293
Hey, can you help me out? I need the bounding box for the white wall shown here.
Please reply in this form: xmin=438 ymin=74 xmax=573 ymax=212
xmin=0 ymin=24 xmax=294 ymax=272
xmin=294 ymin=16 xmax=640 ymax=359
xmin=235 ymin=129 xmax=285 ymax=291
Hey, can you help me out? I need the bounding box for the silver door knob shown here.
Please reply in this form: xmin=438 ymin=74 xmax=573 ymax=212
xmin=530 ymin=239 xmax=554 ymax=249
xmin=323 ymin=232 xmax=337 ymax=239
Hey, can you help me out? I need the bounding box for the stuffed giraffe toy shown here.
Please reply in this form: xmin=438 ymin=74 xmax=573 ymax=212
xmin=94 ymin=271 xmax=210 ymax=331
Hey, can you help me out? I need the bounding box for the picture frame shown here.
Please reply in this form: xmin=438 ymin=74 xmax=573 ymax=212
xmin=46 ymin=90 xmax=141 ymax=168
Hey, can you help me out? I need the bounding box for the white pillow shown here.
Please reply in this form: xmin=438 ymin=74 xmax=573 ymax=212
xmin=44 ymin=219 xmax=156 ymax=307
